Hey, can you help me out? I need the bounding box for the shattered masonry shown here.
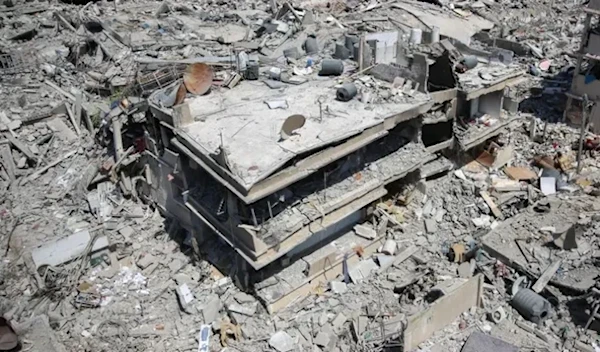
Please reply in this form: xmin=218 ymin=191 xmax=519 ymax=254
xmin=1 ymin=0 xmax=600 ymax=351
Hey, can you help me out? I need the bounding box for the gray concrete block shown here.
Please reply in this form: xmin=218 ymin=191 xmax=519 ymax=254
xmin=269 ymin=331 xmax=295 ymax=352
xmin=354 ymin=224 xmax=376 ymax=239
xmin=502 ymin=96 xmax=520 ymax=114
xmin=330 ymin=281 xmax=347 ymax=294
xmin=460 ymin=332 xmax=518 ymax=352
xmin=197 ymin=294 xmax=221 ymax=323
xmin=424 ymin=218 xmax=438 ymax=233
xmin=314 ymin=332 xmax=336 ymax=350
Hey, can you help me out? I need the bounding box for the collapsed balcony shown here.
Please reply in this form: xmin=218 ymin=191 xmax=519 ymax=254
xmin=181 ymin=121 xmax=429 ymax=271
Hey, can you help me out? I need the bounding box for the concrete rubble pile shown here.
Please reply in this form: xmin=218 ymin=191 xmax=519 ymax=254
xmin=2 ymin=0 xmax=600 ymax=351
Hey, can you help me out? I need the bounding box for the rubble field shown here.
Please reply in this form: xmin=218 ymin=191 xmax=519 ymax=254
xmin=2 ymin=0 xmax=600 ymax=351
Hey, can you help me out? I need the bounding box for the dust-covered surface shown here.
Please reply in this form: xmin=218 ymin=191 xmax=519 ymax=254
xmin=1 ymin=0 xmax=600 ymax=351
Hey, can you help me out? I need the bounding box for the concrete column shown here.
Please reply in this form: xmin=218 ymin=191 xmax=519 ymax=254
xmin=469 ymin=97 xmax=480 ymax=118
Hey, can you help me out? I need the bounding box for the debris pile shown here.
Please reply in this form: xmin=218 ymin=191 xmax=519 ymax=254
xmin=2 ymin=0 xmax=600 ymax=351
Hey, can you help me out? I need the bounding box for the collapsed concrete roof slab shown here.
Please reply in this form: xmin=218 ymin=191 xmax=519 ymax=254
xmin=151 ymin=80 xmax=433 ymax=204
xmin=457 ymin=63 xmax=525 ymax=100
xmin=181 ymin=80 xmax=429 ymax=187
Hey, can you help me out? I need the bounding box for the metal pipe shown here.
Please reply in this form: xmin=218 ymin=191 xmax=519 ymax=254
xmin=267 ymin=200 xmax=273 ymax=219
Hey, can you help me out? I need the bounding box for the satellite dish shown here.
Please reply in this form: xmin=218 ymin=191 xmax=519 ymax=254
xmin=183 ymin=63 xmax=213 ymax=95
xmin=280 ymin=114 xmax=306 ymax=140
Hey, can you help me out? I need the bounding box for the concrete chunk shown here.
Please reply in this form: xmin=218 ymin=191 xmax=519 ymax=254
xmin=269 ymin=331 xmax=295 ymax=352
xmin=348 ymin=259 xmax=379 ymax=283
xmin=352 ymin=316 xmax=368 ymax=340
xmin=332 ymin=312 xmax=347 ymax=332
xmin=314 ymin=331 xmax=336 ymax=350
xmin=424 ymin=218 xmax=437 ymax=233
xmin=136 ymin=254 xmax=156 ymax=269
xmin=31 ymin=230 xmax=109 ymax=269
xmin=234 ymin=292 xmax=256 ymax=304
xmin=228 ymin=302 xmax=257 ymax=316
xmin=461 ymin=331 xmax=518 ymax=352
xmin=175 ymin=283 xmax=194 ymax=313
xmin=197 ymin=295 xmax=221 ymax=324
xmin=330 ymin=281 xmax=347 ymax=294
xmin=119 ymin=225 xmax=135 ymax=239
xmin=354 ymin=223 xmax=376 ymax=239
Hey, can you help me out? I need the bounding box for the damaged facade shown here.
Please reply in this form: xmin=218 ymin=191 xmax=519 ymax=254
xmin=138 ymin=27 xmax=524 ymax=311
xmin=2 ymin=0 xmax=600 ymax=351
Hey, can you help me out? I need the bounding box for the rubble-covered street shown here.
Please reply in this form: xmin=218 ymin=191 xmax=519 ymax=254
xmin=2 ymin=0 xmax=600 ymax=351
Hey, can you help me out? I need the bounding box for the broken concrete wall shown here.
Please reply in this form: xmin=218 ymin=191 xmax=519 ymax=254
xmin=403 ymin=275 xmax=484 ymax=351
xmin=284 ymin=209 xmax=362 ymax=260
xmin=147 ymin=149 xmax=194 ymax=230
xmin=493 ymin=38 xmax=529 ymax=56
xmin=478 ymin=90 xmax=504 ymax=118
xmin=365 ymin=31 xmax=399 ymax=64
xmin=369 ymin=60 xmax=428 ymax=93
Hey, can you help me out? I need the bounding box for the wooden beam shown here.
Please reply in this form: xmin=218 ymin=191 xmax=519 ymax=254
xmin=480 ymin=191 xmax=503 ymax=218
xmin=4 ymin=133 xmax=35 ymax=161
xmin=0 ymin=141 xmax=16 ymax=183
xmin=532 ymin=260 xmax=562 ymax=293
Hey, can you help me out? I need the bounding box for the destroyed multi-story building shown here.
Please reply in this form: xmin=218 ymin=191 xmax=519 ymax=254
xmin=135 ymin=31 xmax=525 ymax=312
xmin=6 ymin=0 xmax=600 ymax=351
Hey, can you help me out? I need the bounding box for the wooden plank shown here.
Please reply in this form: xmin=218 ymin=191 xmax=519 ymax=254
xmin=23 ymin=150 xmax=76 ymax=184
xmin=378 ymin=245 xmax=418 ymax=272
xmin=65 ymin=103 xmax=81 ymax=136
xmin=480 ymin=191 xmax=503 ymax=218
xmin=0 ymin=142 xmax=16 ymax=183
xmin=532 ymin=260 xmax=562 ymax=293
xmin=505 ymin=166 xmax=538 ymax=181
xmin=44 ymin=80 xmax=76 ymax=101
xmin=403 ymin=275 xmax=483 ymax=351
xmin=74 ymin=92 xmax=83 ymax=126
xmin=4 ymin=133 xmax=35 ymax=161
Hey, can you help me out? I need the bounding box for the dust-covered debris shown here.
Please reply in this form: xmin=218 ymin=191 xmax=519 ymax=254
xmin=1 ymin=0 xmax=600 ymax=351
